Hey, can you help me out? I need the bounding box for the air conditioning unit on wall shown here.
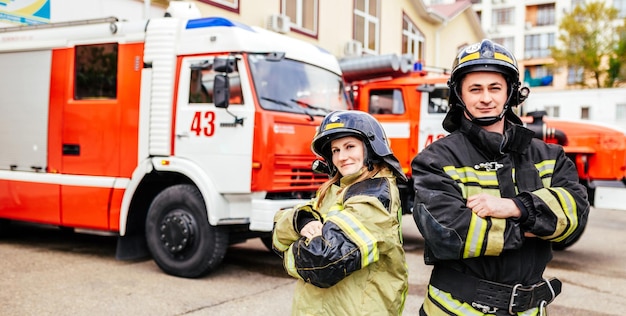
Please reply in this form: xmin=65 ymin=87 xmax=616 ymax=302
xmin=344 ymin=40 xmax=363 ymax=56
xmin=267 ymin=14 xmax=290 ymax=34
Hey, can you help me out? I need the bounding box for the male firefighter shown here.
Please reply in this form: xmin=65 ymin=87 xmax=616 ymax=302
xmin=411 ymin=39 xmax=590 ymax=315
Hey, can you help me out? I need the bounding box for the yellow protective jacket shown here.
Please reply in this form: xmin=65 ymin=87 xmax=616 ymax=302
xmin=272 ymin=168 xmax=408 ymax=316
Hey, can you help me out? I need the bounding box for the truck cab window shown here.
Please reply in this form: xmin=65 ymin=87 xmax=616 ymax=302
xmin=189 ymin=61 xmax=242 ymax=105
xmin=74 ymin=43 xmax=118 ymax=100
xmin=427 ymin=87 xmax=449 ymax=114
xmin=369 ymin=89 xmax=404 ymax=115
xmin=189 ymin=69 xmax=212 ymax=103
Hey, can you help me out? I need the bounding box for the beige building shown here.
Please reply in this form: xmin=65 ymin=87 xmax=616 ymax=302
xmin=184 ymin=0 xmax=484 ymax=71
xmin=0 ymin=0 xmax=483 ymax=72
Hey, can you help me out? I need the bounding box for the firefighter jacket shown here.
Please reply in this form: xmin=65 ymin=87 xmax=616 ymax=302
xmin=272 ymin=167 xmax=408 ymax=316
xmin=411 ymin=117 xmax=589 ymax=315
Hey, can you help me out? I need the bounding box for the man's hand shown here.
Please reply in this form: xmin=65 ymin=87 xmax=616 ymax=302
xmin=466 ymin=193 xmax=521 ymax=219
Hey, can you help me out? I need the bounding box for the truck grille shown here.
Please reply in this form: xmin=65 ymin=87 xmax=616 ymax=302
xmin=273 ymin=155 xmax=328 ymax=192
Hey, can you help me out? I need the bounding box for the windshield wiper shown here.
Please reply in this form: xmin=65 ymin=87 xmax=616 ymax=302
xmin=290 ymin=99 xmax=331 ymax=115
xmin=260 ymin=97 xmax=314 ymax=121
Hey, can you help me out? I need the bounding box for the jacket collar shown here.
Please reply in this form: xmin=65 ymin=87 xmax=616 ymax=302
xmin=459 ymin=116 xmax=534 ymax=157
xmin=338 ymin=166 xmax=394 ymax=188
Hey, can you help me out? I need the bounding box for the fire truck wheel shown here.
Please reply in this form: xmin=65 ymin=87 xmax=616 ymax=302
xmin=260 ymin=236 xmax=273 ymax=251
xmin=145 ymin=184 xmax=229 ymax=278
xmin=0 ymin=219 xmax=10 ymax=237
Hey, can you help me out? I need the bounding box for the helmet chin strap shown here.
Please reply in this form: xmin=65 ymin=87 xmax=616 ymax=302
xmin=364 ymin=145 xmax=380 ymax=171
xmin=464 ymin=107 xmax=506 ymax=126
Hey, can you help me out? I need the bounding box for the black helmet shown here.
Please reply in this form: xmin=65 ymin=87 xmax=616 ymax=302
xmin=443 ymin=39 xmax=529 ymax=132
xmin=311 ymin=110 xmax=407 ymax=182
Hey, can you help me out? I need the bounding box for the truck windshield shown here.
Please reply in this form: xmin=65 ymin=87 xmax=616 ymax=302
xmin=248 ymin=54 xmax=349 ymax=117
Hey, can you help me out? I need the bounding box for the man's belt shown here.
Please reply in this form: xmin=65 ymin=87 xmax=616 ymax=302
xmin=430 ymin=265 xmax=561 ymax=315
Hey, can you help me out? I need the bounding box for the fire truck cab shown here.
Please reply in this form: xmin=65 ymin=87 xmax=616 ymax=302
xmin=0 ymin=7 xmax=349 ymax=277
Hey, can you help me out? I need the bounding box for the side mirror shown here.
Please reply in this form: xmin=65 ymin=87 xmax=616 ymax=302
xmin=213 ymin=74 xmax=230 ymax=109
xmin=214 ymin=56 xmax=235 ymax=73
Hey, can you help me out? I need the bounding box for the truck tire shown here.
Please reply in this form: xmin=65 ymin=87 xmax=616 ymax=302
xmin=0 ymin=219 xmax=10 ymax=237
xmin=260 ymin=235 xmax=273 ymax=251
xmin=145 ymin=184 xmax=228 ymax=278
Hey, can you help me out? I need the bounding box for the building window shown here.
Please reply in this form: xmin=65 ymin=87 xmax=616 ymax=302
xmin=544 ymin=105 xmax=560 ymax=117
xmin=492 ymin=7 xmax=515 ymax=26
xmin=581 ymin=106 xmax=590 ymax=119
xmin=402 ymin=14 xmax=424 ymax=62
xmin=201 ymin=0 xmax=239 ymax=11
xmin=524 ymin=33 xmax=555 ymax=59
xmin=353 ymin=0 xmax=380 ymax=54
xmin=616 ymin=104 xmax=626 ymax=121
xmin=567 ymin=66 xmax=584 ymax=85
xmin=536 ymin=4 xmax=555 ymax=26
xmin=493 ymin=37 xmax=514 ymax=52
xmin=200 ymin=0 xmax=239 ymax=13
xmin=615 ymin=0 xmax=626 ymax=18
xmin=283 ymin=0 xmax=318 ymax=36
xmin=75 ymin=43 xmax=117 ymax=100
xmin=524 ymin=65 xmax=553 ymax=87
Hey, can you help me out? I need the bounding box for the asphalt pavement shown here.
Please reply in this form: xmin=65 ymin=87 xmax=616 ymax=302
xmin=0 ymin=207 xmax=624 ymax=315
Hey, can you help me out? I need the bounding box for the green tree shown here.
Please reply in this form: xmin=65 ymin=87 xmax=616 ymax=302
xmin=551 ymin=1 xmax=626 ymax=88
xmin=607 ymin=24 xmax=626 ymax=87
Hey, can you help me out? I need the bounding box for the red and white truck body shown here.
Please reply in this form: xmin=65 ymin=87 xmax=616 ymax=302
xmin=0 ymin=10 xmax=348 ymax=277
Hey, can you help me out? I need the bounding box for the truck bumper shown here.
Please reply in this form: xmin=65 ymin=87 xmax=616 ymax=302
xmin=249 ymin=198 xmax=310 ymax=232
xmin=592 ymin=180 xmax=626 ymax=211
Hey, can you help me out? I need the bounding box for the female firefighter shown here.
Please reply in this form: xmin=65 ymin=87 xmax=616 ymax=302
xmin=411 ymin=39 xmax=590 ymax=315
xmin=272 ymin=110 xmax=409 ymax=315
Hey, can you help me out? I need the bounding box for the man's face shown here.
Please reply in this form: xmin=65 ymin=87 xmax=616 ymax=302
xmin=460 ymin=71 xmax=508 ymax=120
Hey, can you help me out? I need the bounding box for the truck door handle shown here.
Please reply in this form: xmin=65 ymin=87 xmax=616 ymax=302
xmin=176 ymin=132 xmax=189 ymax=139
xmin=62 ymin=144 xmax=80 ymax=156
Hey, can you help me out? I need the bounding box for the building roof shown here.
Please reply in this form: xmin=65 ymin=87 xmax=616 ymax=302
xmin=408 ymin=0 xmax=445 ymax=23
xmin=428 ymin=0 xmax=485 ymax=38
xmin=429 ymin=0 xmax=472 ymax=20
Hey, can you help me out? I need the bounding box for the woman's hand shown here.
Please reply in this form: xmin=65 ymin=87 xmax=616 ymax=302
xmin=301 ymin=221 xmax=323 ymax=239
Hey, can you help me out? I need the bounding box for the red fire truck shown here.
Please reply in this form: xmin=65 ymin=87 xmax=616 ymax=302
xmin=343 ymin=54 xmax=626 ymax=249
xmin=0 ymin=7 xmax=349 ymax=277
